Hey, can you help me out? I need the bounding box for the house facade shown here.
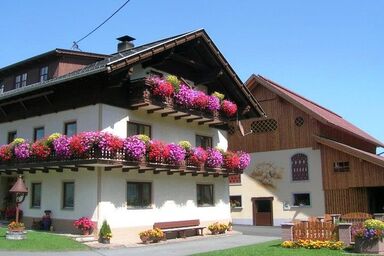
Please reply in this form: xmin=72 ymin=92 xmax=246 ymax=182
xmin=0 ymin=30 xmax=264 ymax=242
xmin=228 ymin=74 xmax=384 ymax=226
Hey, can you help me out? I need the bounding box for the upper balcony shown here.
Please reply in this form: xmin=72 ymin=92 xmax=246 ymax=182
xmin=127 ymin=75 xmax=239 ymax=127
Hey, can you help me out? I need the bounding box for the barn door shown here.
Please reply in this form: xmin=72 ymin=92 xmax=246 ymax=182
xmin=252 ymin=197 xmax=273 ymax=226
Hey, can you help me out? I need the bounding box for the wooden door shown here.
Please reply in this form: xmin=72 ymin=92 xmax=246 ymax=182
xmin=252 ymin=197 xmax=273 ymax=226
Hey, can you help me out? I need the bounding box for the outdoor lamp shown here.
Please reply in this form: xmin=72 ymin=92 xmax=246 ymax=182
xmin=9 ymin=175 xmax=28 ymax=224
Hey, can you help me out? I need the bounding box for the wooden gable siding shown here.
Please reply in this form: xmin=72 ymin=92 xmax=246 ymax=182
xmin=228 ymin=85 xmax=315 ymax=152
xmin=318 ymin=123 xmax=377 ymax=153
xmin=57 ymin=56 xmax=99 ymax=77
xmin=320 ymin=145 xmax=384 ymax=190
xmin=324 ymin=188 xmax=369 ymax=214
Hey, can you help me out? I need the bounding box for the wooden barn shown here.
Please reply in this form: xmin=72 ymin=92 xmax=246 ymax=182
xmin=229 ymin=74 xmax=384 ymax=226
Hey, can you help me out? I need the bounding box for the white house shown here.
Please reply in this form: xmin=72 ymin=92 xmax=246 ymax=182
xmin=0 ymin=30 xmax=265 ymax=242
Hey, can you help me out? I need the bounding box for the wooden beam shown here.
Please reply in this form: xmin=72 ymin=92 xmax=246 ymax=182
xmin=0 ymin=106 xmax=7 ymax=117
xmin=161 ymin=110 xmax=178 ymax=117
xmin=105 ymin=165 xmax=123 ymax=171
xmin=76 ymin=165 xmax=95 ymax=171
xmin=147 ymin=107 xmax=163 ymax=114
xmin=130 ymin=103 xmax=149 ymax=110
xmin=175 ymin=114 xmax=190 ymax=120
xmin=198 ymin=120 xmax=213 ymax=125
xmin=187 ymin=117 xmax=203 ymax=123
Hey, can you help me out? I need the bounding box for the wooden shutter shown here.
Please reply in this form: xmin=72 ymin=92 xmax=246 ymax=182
xmin=291 ymin=153 xmax=308 ymax=181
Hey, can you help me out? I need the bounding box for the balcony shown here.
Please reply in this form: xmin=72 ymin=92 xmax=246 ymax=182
xmin=0 ymin=132 xmax=249 ymax=177
xmin=127 ymin=77 xmax=238 ymax=127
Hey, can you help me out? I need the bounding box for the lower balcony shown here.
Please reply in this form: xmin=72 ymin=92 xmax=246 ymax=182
xmin=0 ymin=132 xmax=250 ymax=177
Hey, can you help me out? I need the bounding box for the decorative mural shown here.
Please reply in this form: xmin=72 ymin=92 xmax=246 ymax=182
xmin=248 ymin=162 xmax=283 ymax=187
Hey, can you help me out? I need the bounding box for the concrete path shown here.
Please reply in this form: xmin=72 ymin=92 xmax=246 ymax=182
xmin=0 ymin=233 xmax=279 ymax=256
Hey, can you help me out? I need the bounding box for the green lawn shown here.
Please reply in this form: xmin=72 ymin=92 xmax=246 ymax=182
xmin=194 ymin=240 xmax=346 ymax=256
xmin=0 ymin=228 xmax=88 ymax=251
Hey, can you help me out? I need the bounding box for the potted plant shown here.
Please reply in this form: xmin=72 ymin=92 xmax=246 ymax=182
xmin=208 ymin=222 xmax=228 ymax=235
xmin=352 ymin=219 xmax=384 ymax=254
xmin=8 ymin=221 xmax=25 ymax=232
xmin=99 ymin=220 xmax=112 ymax=244
xmin=74 ymin=217 xmax=94 ymax=235
xmin=138 ymin=228 xmax=164 ymax=243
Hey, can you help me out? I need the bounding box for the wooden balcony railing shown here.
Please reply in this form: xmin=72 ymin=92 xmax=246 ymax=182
xmin=0 ymin=148 xmax=240 ymax=177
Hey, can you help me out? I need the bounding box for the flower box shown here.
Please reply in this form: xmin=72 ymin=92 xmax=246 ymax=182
xmin=354 ymin=238 xmax=384 ymax=254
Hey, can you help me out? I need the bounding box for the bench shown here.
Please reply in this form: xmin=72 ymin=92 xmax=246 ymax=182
xmin=153 ymin=219 xmax=205 ymax=239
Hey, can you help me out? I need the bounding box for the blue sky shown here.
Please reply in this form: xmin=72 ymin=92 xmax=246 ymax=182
xmin=1 ymin=1 xmax=383 ymax=152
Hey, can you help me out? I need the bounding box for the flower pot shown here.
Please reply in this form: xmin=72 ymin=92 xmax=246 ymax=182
xmin=140 ymin=235 xmax=150 ymax=244
xmin=99 ymin=237 xmax=110 ymax=244
xmin=82 ymin=229 xmax=91 ymax=236
xmin=354 ymin=238 xmax=384 ymax=254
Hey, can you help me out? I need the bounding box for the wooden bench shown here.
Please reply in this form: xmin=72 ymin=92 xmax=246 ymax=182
xmin=153 ymin=219 xmax=205 ymax=239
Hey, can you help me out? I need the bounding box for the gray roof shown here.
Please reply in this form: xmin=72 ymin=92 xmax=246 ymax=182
xmin=0 ymin=30 xmax=196 ymax=101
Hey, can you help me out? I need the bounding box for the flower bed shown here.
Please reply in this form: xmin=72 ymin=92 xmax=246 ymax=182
xmin=281 ymin=240 xmax=344 ymax=250
xmin=145 ymin=74 xmax=238 ymax=118
xmin=0 ymin=132 xmax=251 ymax=172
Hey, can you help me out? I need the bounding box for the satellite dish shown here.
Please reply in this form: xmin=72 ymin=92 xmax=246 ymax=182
xmin=238 ymin=120 xmax=253 ymax=136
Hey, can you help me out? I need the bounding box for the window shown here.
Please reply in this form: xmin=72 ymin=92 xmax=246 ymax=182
xmin=197 ymin=184 xmax=214 ymax=206
xmin=293 ymin=193 xmax=310 ymax=207
xmin=21 ymin=73 xmax=27 ymax=87
xmin=334 ymin=161 xmax=350 ymax=172
xmin=291 ymin=153 xmax=309 ymax=181
xmin=40 ymin=66 xmax=49 ymax=82
xmin=31 ymin=183 xmax=42 ymax=208
xmin=229 ymin=174 xmax=241 ymax=184
xmin=15 ymin=75 xmax=21 ymax=88
xmin=295 ymin=116 xmax=305 ymax=127
xmin=195 ymin=135 xmax=212 ymax=149
xmin=7 ymin=131 xmax=17 ymax=144
xmin=251 ymin=119 xmax=278 ymax=133
xmin=127 ymin=182 xmax=152 ymax=208
xmin=63 ymin=182 xmax=74 ymax=209
xmin=64 ymin=121 xmax=77 ymax=137
xmin=127 ymin=122 xmax=151 ymax=137
xmin=34 ymin=127 xmax=45 ymax=141
xmin=230 ymin=195 xmax=242 ymax=208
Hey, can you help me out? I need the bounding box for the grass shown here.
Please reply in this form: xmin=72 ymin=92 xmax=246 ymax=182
xmin=193 ymin=240 xmax=347 ymax=256
xmin=0 ymin=227 xmax=89 ymax=251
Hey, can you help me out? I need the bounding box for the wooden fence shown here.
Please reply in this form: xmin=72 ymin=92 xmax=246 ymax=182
xmin=293 ymin=221 xmax=336 ymax=241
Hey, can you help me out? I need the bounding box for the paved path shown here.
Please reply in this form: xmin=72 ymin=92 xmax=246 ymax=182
xmin=0 ymin=233 xmax=278 ymax=256
xmin=233 ymin=224 xmax=281 ymax=237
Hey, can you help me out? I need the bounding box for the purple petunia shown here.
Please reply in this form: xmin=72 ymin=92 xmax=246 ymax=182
xmin=123 ymin=136 xmax=146 ymax=161
xmin=207 ymin=95 xmax=220 ymax=111
xmin=14 ymin=142 xmax=31 ymax=160
xmin=206 ymin=148 xmax=223 ymax=168
xmin=53 ymin=135 xmax=71 ymax=159
xmin=167 ymin=144 xmax=186 ymax=165
xmin=174 ymin=84 xmax=196 ymax=108
xmin=238 ymin=151 xmax=251 ymax=170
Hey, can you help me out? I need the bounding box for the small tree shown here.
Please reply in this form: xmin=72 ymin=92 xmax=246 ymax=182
xmin=99 ymin=220 xmax=112 ymax=243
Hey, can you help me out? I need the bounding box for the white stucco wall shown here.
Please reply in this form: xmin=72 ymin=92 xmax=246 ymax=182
xmin=98 ymin=170 xmax=230 ymax=228
xmin=100 ymin=104 xmax=228 ymax=150
xmin=22 ymin=169 xmax=98 ymax=220
xmin=0 ymin=105 xmax=99 ymax=144
xmin=230 ymin=147 xmax=325 ymax=226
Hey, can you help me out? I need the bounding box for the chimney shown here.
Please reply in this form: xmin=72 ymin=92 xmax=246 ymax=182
xmin=117 ymin=35 xmax=135 ymax=52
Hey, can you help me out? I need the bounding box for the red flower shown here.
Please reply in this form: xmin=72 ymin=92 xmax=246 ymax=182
xmin=31 ymin=141 xmax=51 ymax=160
xmin=148 ymin=141 xmax=170 ymax=163
xmin=69 ymin=135 xmax=87 ymax=156
xmin=152 ymin=81 xmax=174 ymax=98
xmin=0 ymin=145 xmax=12 ymax=161
xmin=224 ymin=151 xmax=240 ymax=170
xmin=188 ymin=147 xmax=208 ymax=166
xmin=221 ymin=100 xmax=238 ymax=117
xmin=193 ymin=91 xmax=209 ymax=110
xmin=74 ymin=217 xmax=93 ymax=231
